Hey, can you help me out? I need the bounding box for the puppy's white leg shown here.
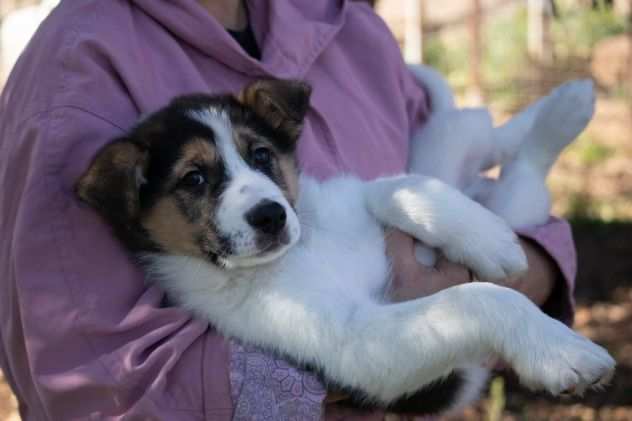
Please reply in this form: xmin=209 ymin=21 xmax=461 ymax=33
xmin=165 ymin=259 xmax=613 ymax=404
xmin=482 ymin=159 xmax=552 ymax=228
xmin=443 ymin=365 xmax=490 ymax=416
xmin=408 ymin=109 xmax=495 ymax=266
xmin=409 ymin=108 xmax=494 ymax=191
xmin=365 ymin=175 xmax=527 ymax=281
xmin=517 ymin=79 xmax=595 ymax=174
xmin=489 ymin=97 xmax=547 ymax=169
xmin=407 ymin=64 xmax=456 ymax=112
xmin=483 ymin=80 xmax=595 ymax=228
xmin=483 ymin=80 xmax=593 ymax=173
xmin=342 ymin=282 xmax=614 ymax=402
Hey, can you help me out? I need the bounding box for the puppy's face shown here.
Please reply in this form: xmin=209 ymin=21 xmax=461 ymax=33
xmin=77 ymin=79 xmax=311 ymax=269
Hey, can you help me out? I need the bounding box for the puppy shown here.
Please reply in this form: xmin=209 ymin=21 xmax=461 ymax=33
xmin=76 ymin=79 xmax=614 ymax=415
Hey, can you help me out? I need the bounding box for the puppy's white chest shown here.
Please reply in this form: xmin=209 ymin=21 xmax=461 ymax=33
xmin=290 ymin=176 xmax=390 ymax=296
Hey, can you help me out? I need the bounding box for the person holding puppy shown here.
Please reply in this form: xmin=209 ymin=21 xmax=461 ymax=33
xmin=0 ymin=0 xmax=574 ymax=419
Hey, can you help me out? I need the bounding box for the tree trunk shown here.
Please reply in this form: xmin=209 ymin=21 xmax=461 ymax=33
xmin=468 ymin=0 xmax=484 ymax=104
xmin=527 ymin=0 xmax=554 ymax=64
xmin=614 ymin=0 xmax=632 ymax=17
xmin=403 ymin=0 xmax=424 ymax=64
xmin=627 ymin=0 xmax=632 ymax=127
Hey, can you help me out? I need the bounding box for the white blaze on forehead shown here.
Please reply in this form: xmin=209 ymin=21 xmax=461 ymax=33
xmin=188 ymin=107 xmax=247 ymax=176
xmin=187 ymin=106 xmax=301 ymax=267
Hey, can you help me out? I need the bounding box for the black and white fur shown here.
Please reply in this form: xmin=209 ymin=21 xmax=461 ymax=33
xmin=76 ymin=79 xmax=615 ymax=416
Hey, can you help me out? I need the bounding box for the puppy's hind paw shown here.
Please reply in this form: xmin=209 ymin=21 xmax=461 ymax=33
xmin=532 ymin=79 xmax=596 ymax=151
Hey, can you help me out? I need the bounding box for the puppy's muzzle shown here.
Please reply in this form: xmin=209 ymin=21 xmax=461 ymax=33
xmin=246 ymin=200 xmax=287 ymax=236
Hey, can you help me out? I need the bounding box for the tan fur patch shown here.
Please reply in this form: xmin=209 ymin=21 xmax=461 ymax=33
xmin=236 ymin=80 xmax=309 ymax=140
xmin=76 ymin=141 xmax=147 ymax=218
xmin=278 ymin=156 xmax=299 ymax=204
xmin=141 ymin=197 xmax=207 ymax=257
xmin=142 ymin=197 xmax=201 ymax=256
xmin=171 ymin=138 xmax=216 ymax=176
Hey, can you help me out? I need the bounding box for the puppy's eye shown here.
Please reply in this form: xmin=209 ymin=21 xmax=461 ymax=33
xmin=180 ymin=170 xmax=207 ymax=188
xmin=251 ymin=147 xmax=273 ymax=168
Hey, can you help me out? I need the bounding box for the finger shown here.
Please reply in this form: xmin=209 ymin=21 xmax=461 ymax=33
xmin=385 ymin=230 xmax=435 ymax=281
xmin=435 ymin=258 xmax=471 ymax=280
xmin=384 ymin=229 xmax=416 ymax=259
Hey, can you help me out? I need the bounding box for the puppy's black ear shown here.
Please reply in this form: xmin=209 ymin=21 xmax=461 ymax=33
xmin=238 ymin=79 xmax=312 ymax=143
xmin=76 ymin=139 xmax=148 ymax=226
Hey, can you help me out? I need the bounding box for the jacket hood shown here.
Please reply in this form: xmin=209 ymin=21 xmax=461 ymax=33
xmin=130 ymin=0 xmax=347 ymax=78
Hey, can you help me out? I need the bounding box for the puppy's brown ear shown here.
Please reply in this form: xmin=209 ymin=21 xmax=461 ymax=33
xmin=238 ymin=79 xmax=312 ymax=143
xmin=76 ymin=139 xmax=148 ymax=226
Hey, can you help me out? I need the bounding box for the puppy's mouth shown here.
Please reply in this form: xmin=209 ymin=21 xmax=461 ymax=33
xmin=256 ymin=230 xmax=291 ymax=256
xmin=211 ymin=229 xmax=293 ymax=269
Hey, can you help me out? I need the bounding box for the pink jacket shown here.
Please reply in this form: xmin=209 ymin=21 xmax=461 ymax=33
xmin=0 ymin=1 xmax=575 ymax=419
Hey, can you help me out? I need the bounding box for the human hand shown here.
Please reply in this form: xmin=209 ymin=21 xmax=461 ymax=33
xmin=494 ymin=236 xmax=555 ymax=306
xmin=385 ymin=228 xmax=472 ymax=301
xmin=386 ymin=229 xmax=555 ymax=305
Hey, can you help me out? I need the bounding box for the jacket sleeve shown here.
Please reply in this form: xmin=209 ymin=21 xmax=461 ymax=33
xmin=517 ymin=218 xmax=577 ymax=325
xmin=7 ymin=107 xmax=233 ymax=420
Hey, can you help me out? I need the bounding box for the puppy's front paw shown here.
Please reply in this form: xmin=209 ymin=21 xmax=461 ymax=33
xmin=510 ymin=316 xmax=615 ymax=396
xmin=442 ymin=208 xmax=528 ymax=281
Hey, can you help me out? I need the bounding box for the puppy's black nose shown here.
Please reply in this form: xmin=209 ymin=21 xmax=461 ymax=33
xmin=246 ymin=200 xmax=287 ymax=235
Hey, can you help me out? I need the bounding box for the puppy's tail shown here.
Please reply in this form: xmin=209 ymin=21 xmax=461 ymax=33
xmin=336 ymin=364 xmax=489 ymax=416
xmin=385 ymin=364 xmax=489 ymax=416
xmin=444 ymin=364 xmax=491 ymax=416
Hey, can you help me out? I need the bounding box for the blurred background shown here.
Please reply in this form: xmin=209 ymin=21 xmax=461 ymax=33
xmin=1 ymin=0 xmax=631 ymax=420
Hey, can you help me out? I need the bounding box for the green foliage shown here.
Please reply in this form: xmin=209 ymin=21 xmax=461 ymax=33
xmin=552 ymin=3 xmax=630 ymax=57
xmin=486 ymin=376 xmax=506 ymax=421
xmin=568 ymin=134 xmax=614 ymax=166
xmin=611 ymin=83 xmax=632 ymax=100
xmin=422 ymin=37 xmax=448 ymax=74
xmin=483 ymin=9 xmax=529 ymax=85
xmin=423 ymin=36 xmax=450 ymax=74
xmin=422 ymin=36 xmax=469 ymax=89
xmin=567 ymin=192 xmax=600 ymax=220
xmin=421 ymin=8 xmax=532 ymax=97
xmin=421 ymin=4 xmax=629 ymax=105
xmin=579 ymin=141 xmax=614 ymax=165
